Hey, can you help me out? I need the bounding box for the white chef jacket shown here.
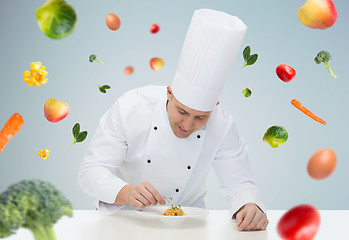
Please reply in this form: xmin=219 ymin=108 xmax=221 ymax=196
xmin=78 ymin=85 xmax=266 ymax=217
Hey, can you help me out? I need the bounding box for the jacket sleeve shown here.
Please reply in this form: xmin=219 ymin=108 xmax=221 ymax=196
xmin=212 ymin=121 xmax=266 ymax=218
xmin=78 ymin=99 xmax=128 ymax=215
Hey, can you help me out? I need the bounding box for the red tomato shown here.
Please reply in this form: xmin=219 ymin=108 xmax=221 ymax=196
xmin=277 ymin=204 xmax=320 ymax=240
xmin=276 ymin=64 xmax=296 ymax=82
xmin=150 ymin=24 xmax=160 ymax=34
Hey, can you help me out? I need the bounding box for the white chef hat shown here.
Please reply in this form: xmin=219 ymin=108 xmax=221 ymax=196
xmin=171 ymin=9 xmax=247 ymax=111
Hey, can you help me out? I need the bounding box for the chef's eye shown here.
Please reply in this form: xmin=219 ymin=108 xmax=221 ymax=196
xmin=178 ymin=109 xmax=186 ymax=114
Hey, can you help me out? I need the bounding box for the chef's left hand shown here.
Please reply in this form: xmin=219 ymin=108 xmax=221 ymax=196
xmin=234 ymin=203 xmax=269 ymax=231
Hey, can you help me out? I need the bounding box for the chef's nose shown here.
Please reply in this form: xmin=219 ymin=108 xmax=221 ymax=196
xmin=182 ymin=117 xmax=194 ymax=131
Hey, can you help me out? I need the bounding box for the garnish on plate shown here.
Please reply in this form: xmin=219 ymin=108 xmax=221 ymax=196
xmin=163 ymin=205 xmax=185 ymax=216
xmin=162 ymin=197 xmax=185 ymax=216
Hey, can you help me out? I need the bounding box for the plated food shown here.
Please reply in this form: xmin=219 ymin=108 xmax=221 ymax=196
xmin=163 ymin=205 xmax=185 ymax=216
xmin=137 ymin=205 xmax=209 ymax=226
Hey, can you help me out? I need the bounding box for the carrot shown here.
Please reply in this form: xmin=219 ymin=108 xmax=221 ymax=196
xmin=291 ymin=99 xmax=326 ymax=125
xmin=0 ymin=113 xmax=24 ymax=154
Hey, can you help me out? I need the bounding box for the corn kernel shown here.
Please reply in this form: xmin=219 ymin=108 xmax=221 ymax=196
xmin=38 ymin=69 xmax=46 ymax=75
xmin=23 ymin=61 xmax=48 ymax=87
xmin=33 ymin=62 xmax=41 ymax=71
xmin=23 ymin=71 xmax=30 ymax=78
xmin=38 ymin=148 xmax=50 ymax=159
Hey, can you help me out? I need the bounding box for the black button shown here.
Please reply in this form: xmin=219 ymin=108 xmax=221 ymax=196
xmin=187 ymin=166 xmax=191 ymax=170
xmin=147 ymin=159 xmax=151 ymax=163
xmin=197 ymin=135 xmax=200 ymax=139
xmin=175 ymin=189 xmax=179 ymax=192
xmin=154 ymin=126 xmax=158 ymax=130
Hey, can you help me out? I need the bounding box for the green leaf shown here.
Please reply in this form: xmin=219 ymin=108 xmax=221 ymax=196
xmin=76 ymin=131 xmax=88 ymax=143
xmin=246 ymin=54 xmax=258 ymax=66
xmin=98 ymin=86 xmax=106 ymax=93
xmin=72 ymin=123 xmax=80 ymax=139
xmin=101 ymin=85 xmax=111 ymax=89
xmin=243 ymin=46 xmax=251 ymax=62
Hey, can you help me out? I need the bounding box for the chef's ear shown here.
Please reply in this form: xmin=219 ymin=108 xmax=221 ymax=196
xmin=167 ymin=86 xmax=173 ymax=100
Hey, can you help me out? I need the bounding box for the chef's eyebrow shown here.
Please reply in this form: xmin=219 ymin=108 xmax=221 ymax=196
xmin=177 ymin=107 xmax=208 ymax=118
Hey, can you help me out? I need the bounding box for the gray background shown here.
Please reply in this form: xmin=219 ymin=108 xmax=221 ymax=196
xmin=0 ymin=0 xmax=347 ymax=210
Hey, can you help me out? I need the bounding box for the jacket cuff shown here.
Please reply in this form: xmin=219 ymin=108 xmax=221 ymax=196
xmin=228 ymin=190 xmax=266 ymax=219
xmin=96 ymin=200 xmax=124 ymax=216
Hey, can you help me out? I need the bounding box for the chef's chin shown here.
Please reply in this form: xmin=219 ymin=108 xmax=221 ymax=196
xmin=174 ymin=125 xmax=192 ymax=138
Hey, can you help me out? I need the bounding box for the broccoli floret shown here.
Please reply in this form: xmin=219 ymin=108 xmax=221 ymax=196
xmin=314 ymin=51 xmax=337 ymax=79
xmin=89 ymin=54 xmax=104 ymax=64
xmin=0 ymin=179 xmax=72 ymax=240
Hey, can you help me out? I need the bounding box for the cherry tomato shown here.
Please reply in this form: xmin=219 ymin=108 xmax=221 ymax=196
xmin=150 ymin=24 xmax=160 ymax=34
xmin=276 ymin=64 xmax=296 ymax=82
xmin=277 ymin=204 xmax=320 ymax=240
xmin=105 ymin=13 xmax=121 ymax=31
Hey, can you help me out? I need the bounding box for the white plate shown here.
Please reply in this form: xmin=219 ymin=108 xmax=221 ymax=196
xmin=137 ymin=206 xmax=209 ymax=226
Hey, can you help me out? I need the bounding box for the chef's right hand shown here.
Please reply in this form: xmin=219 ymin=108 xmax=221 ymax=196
xmin=115 ymin=181 xmax=165 ymax=208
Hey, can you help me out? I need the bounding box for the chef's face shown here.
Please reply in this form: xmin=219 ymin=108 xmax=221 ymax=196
xmin=166 ymin=86 xmax=212 ymax=138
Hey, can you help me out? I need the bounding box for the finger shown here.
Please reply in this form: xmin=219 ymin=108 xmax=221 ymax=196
xmin=130 ymin=198 xmax=146 ymax=208
xmin=144 ymin=182 xmax=166 ymax=205
xmin=235 ymin=210 xmax=246 ymax=227
xmin=246 ymin=212 xmax=265 ymax=231
xmin=133 ymin=191 xmax=151 ymax=206
xmin=255 ymin=216 xmax=266 ymax=230
xmin=261 ymin=219 xmax=269 ymax=230
xmin=238 ymin=210 xmax=256 ymax=231
xmin=138 ymin=187 xmax=157 ymax=205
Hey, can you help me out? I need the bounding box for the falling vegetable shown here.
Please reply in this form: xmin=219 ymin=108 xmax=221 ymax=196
xmin=124 ymin=66 xmax=134 ymax=75
xmin=38 ymin=148 xmax=50 ymax=160
xmin=298 ymin=0 xmax=337 ymax=29
xmin=277 ymin=204 xmax=320 ymax=240
xmin=150 ymin=24 xmax=160 ymax=34
xmin=72 ymin=123 xmax=87 ymax=145
xmin=307 ymin=148 xmax=337 ymax=180
xmin=0 ymin=113 xmax=24 ymax=154
xmin=263 ymin=126 xmax=288 ymax=148
xmin=314 ymin=51 xmax=337 ymax=78
xmin=36 ymin=0 xmax=77 ymax=39
xmin=242 ymin=46 xmax=258 ymax=69
xmin=23 ymin=62 xmax=48 ymax=87
xmin=276 ymin=64 xmax=296 ymax=82
xmin=242 ymin=88 xmax=252 ymax=97
xmin=291 ymin=99 xmax=326 ymax=125
xmin=150 ymin=57 xmax=165 ymax=71
xmin=89 ymin=54 xmax=104 ymax=64
xmin=98 ymin=85 xmax=111 ymax=93
xmin=105 ymin=13 xmax=121 ymax=31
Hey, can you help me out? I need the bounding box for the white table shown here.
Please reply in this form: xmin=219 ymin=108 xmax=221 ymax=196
xmin=5 ymin=210 xmax=349 ymax=240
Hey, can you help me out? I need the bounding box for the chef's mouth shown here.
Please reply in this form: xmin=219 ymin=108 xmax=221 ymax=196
xmin=178 ymin=125 xmax=188 ymax=133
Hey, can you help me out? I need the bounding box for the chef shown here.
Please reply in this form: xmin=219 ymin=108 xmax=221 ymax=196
xmin=79 ymin=9 xmax=269 ymax=231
